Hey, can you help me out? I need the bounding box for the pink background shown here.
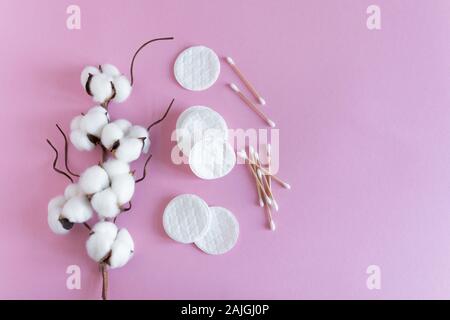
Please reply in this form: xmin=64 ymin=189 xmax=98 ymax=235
xmin=1 ymin=0 xmax=450 ymax=299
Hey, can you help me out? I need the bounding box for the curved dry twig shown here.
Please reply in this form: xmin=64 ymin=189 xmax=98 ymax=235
xmin=147 ymin=98 xmax=175 ymax=131
xmin=55 ymin=124 xmax=79 ymax=177
xmin=135 ymin=154 xmax=153 ymax=183
xmin=46 ymin=139 xmax=74 ymax=183
xmin=129 ymin=37 xmax=174 ymax=86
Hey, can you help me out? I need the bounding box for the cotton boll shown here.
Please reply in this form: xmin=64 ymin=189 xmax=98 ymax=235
xmin=100 ymin=64 xmax=120 ymax=77
xmin=64 ymin=184 xmax=83 ymax=199
xmin=80 ymin=108 xmax=109 ymax=137
xmin=126 ymin=125 xmax=150 ymax=153
xmin=81 ymin=66 xmax=100 ymax=87
xmin=70 ymin=129 xmax=95 ymax=151
xmin=112 ymin=76 xmax=132 ymax=103
xmin=86 ymin=221 xmax=118 ymax=262
xmin=48 ymin=195 xmax=66 ymax=212
xmin=79 ymin=165 xmax=110 ymax=195
xmin=62 ymin=195 xmax=93 ymax=223
xmin=109 ymin=229 xmax=134 ymax=269
xmin=88 ymin=106 xmax=108 ymax=116
xmin=70 ymin=115 xmax=83 ymax=130
xmin=114 ymin=138 xmax=143 ymax=163
xmin=113 ymin=119 xmax=132 ymax=133
xmin=48 ymin=206 xmax=71 ymax=235
xmin=111 ymin=173 xmax=135 ymax=206
xmin=101 ymin=123 xmax=124 ymax=150
xmin=89 ymin=73 xmax=114 ymax=103
xmin=91 ymin=188 xmax=120 ymax=219
xmin=102 ymin=159 xmax=130 ymax=178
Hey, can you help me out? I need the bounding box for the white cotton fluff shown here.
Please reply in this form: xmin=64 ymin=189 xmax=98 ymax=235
xmin=101 ymin=122 xmax=124 ymax=150
xmin=126 ymin=125 xmax=150 ymax=153
xmin=61 ymin=195 xmax=93 ymax=223
xmin=48 ymin=196 xmax=70 ymax=235
xmin=70 ymin=115 xmax=83 ymax=131
xmin=80 ymin=106 xmax=109 ymax=137
xmin=89 ymin=73 xmax=114 ymax=103
xmin=79 ymin=165 xmax=110 ymax=195
xmin=102 ymin=158 xmax=130 ymax=178
xmin=91 ymin=188 xmax=120 ymax=219
xmin=70 ymin=129 xmax=96 ymax=151
xmin=81 ymin=66 xmax=100 ymax=87
xmin=64 ymin=183 xmax=83 ymax=199
xmin=113 ymin=119 xmax=132 ymax=133
xmin=112 ymin=76 xmax=132 ymax=103
xmin=109 ymin=229 xmax=134 ymax=269
xmin=111 ymin=173 xmax=135 ymax=206
xmin=100 ymin=64 xmax=120 ymax=77
xmin=86 ymin=221 xmax=118 ymax=262
xmin=114 ymin=138 xmax=143 ymax=163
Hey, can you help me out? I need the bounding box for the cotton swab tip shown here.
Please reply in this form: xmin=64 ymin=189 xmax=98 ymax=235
xmin=273 ymin=200 xmax=279 ymax=211
xmin=282 ymin=182 xmax=291 ymax=189
xmin=268 ymin=119 xmax=276 ymax=128
xmin=258 ymin=97 xmax=266 ymax=105
xmin=225 ymin=56 xmax=235 ymax=65
xmin=269 ymin=220 xmax=276 ymax=231
xmin=265 ymin=195 xmax=272 ymax=205
xmin=249 ymin=145 xmax=255 ymax=155
xmin=259 ymin=199 xmax=265 ymax=207
xmin=237 ymin=149 xmax=248 ymax=159
xmin=257 ymin=169 xmax=263 ymax=180
xmin=229 ymin=83 xmax=240 ymax=92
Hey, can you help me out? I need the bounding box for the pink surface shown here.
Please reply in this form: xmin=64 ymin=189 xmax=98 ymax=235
xmin=1 ymin=0 xmax=450 ymax=299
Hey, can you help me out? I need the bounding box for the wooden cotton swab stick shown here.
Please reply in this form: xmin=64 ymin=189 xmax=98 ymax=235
xmin=229 ymin=83 xmax=275 ymax=128
xmin=247 ymin=160 xmax=273 ymax=205
xmin=254 ymin=151 xmax=279 ymax=211
xmin=237 ymin=149 xmax=291 ymax=189
xmin=226 ymin=57 xmax=266 ymax=105
xmin=250 ymin=147 xmax=264 ymax=207
xmin=265 ymin=199 xmax=276 ymax=231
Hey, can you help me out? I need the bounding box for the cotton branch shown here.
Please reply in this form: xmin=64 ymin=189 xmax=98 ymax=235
xmin=46 ymin=139 xmax=74 ymax=183
xmin=135 ymin=154 xmax=152 ymax=183
xmin=55 ymin=123 xmax=79 ymax=177
xmin=147 ymin=98 xmax=175 ymax=131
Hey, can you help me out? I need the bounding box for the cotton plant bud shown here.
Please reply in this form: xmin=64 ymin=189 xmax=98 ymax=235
xmin=114 ymin=138 xmax=143 ymax=163
xmin=91 ymin=188 xmax=120 ymax=219
xmin=81 ymin=64 xmax=132 ymax=104
xmin=61 ymin=195 xmax=93 ymax=223
xmin=79 ymin=165 xmax=110 ymax=195
xmin=101 ymin=122 xmax=124 ymax=150
xmin=111 ymin=173 xmax=135 ymax=206
xmin=102 ymin=158 xmax=130 ymax=179
xmin=86 ymin=221 xmax=118 ymax=262
xmin=126 ymin=125 xmax=150 ymax=153
xmin=109 ymin=229 xmax=134 ymax=269
xmin=48 ymin=196 xmax=71 ymax=235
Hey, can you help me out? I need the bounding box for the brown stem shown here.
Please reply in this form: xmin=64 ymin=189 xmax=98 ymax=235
xmin=135 ymin=154 xmax=152 ymax=183
xmin=101 ymin=263 xmax=108 ymax=300
xmin=147 ymin=98 xmax=175 ymax=131
xmin=55 ymin=124 xmax=79 ymax=177
xmin=101 ymin=146 xmax=108 ymax=164
xmin=46 ymin=139 xmax=74 ymax=183
xmin=83 ymin=222 xmax=91 ymax=231
xmin=129 ymin=37 xmax=174 ymax=86
xmin=114 ymin=202 xmax=132 ymax=223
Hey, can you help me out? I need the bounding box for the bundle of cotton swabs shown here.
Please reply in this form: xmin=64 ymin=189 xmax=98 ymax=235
xmin=237 ymin=146 xmax=290 ymax=231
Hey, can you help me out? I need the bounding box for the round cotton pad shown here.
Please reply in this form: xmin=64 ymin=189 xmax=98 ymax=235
xmin=176 ymin=106 xmax=228 ymax=156
xmin=195 ymin=206 xmax=239 ymax=255
xmin=189 ymin=139 xmax=236 ymax=180
xmin=174 ymin=46 xmax=220 ymax=91
xmin=163 ymin=194 xmax=211 ymax=244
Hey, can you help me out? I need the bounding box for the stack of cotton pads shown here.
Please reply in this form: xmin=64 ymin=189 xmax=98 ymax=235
xmin=176 ymin=106 xmax=236 ymax=180
xmin=163 ymin=194 xmax=239 ymax=255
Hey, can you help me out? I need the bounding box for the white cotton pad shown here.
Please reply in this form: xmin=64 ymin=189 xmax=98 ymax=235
xmin=189 ymin=138 xmax=236 ymax=180
xmin=176 ymin=106 xmax=228 ymax=156
xmin=195 ymin=206 xmax=239 ymax=255
xmin=163 ymin=194 xmax=211 ymax=244
xmin=174 ymin=46 xmax=220 ymax=91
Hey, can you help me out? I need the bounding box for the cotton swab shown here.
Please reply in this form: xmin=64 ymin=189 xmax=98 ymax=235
xmin=247 ymin=161 xmax=273 ymax=205
xmin=225 ymin=57 xmax=266 ymax=105
xmin=249 ymin=147 xmax=264 ymax=207
xmin=229 ymin=83 xmax=275 ymax=128
xmin=237 ymin=149 xmax=291 ymax=189
xmin=264 ymin=198 xmax=276 ymax=231
xmin=253 ymin=149 xmax=279 ymax=211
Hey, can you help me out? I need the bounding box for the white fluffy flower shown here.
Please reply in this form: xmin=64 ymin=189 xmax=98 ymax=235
xmin=61 ymin=195 xmax=93 ymax=223
xmin=101 ymin=122 xmax=124 ymax=150
xmin=113 ymin=119 xmax=132 ymax=132
xmin=109 ymin=229 xmax=134 ymax=269
xmin=70 ymin=106 xmax=109 ymax=151
xmin=79 ymin=165 xmax=110 ymax=195
xmin=126 ymin=125 xmax=150 ymax=153
xmin=101 ymin=158 xmax=130 ymax=178
xmin=114 ymin=138 xmax=143 ymax=163
xmin=111 ymin=173 xmax=135 ymax=206
xmin=91 ymin=188 xmax=120 ymax=219
xmin=86 ymin=222 xmax=134 ymax=269
xmin=86 ymin=221 xmax=118 ymax=262
xmin=48 ymin=196 xmax=70 ymax=235
xmin=64 ymin=183 xmax=83 ymax=199
xmin=81 ymin=64 xmax=132 ymax=104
